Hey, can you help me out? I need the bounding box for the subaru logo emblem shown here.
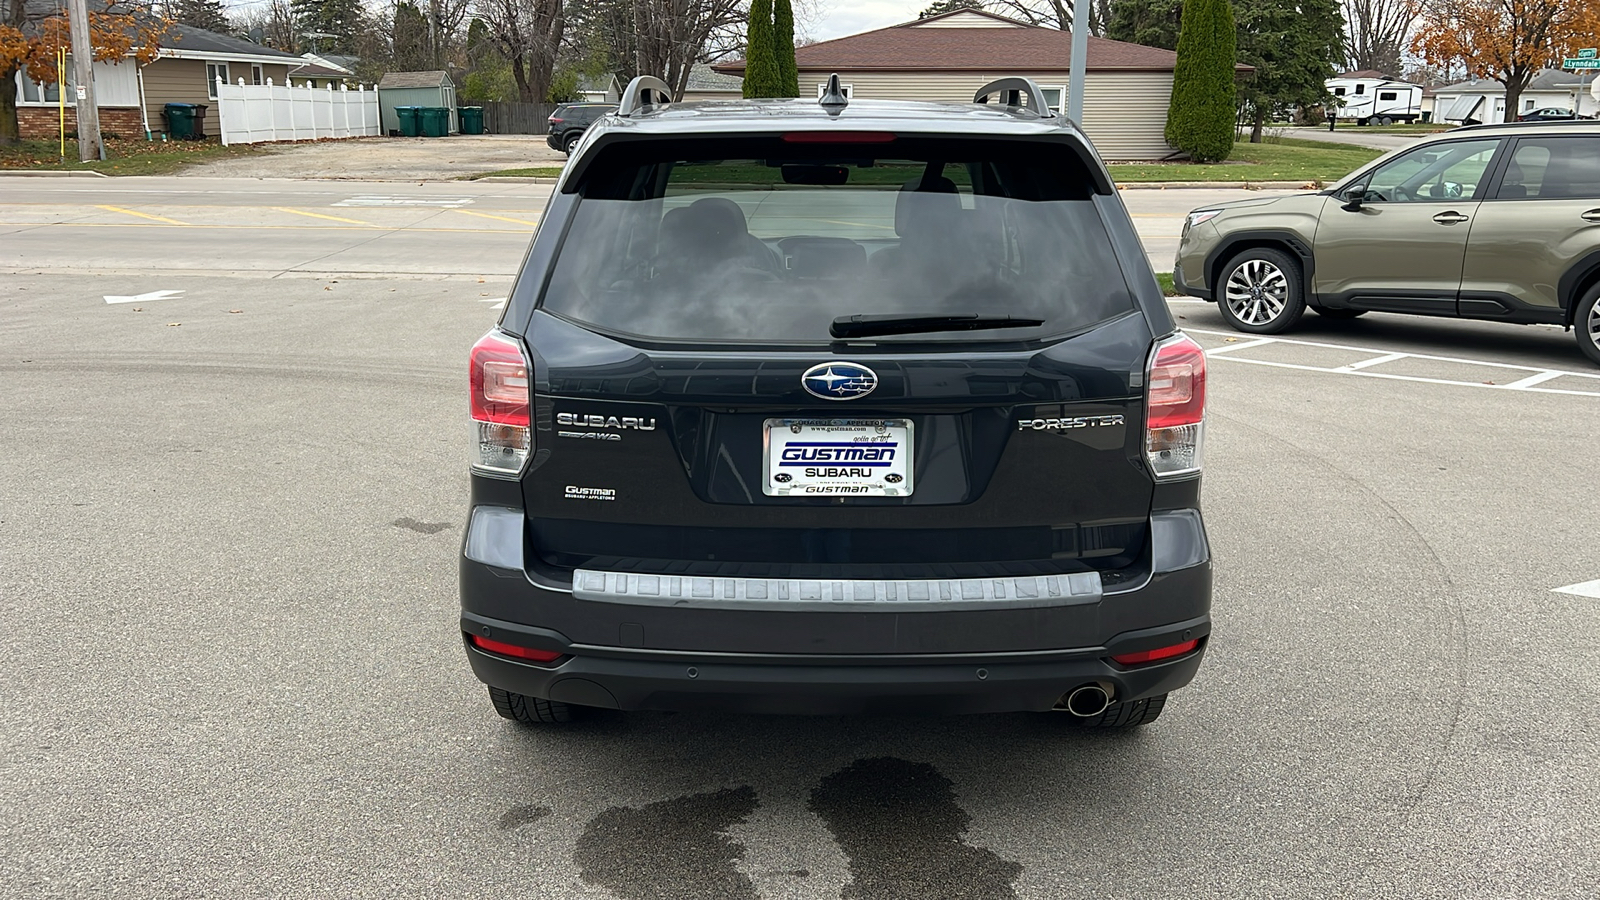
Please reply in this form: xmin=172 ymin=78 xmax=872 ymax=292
xmin=802 ymin=362 xmax=878 ymax=401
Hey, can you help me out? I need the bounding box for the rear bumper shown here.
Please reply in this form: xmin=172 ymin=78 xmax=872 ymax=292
xmin=459 ymin=506 xmax=1212 ymax=714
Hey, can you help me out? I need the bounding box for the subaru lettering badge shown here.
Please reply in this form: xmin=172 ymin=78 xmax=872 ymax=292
xmin=802 ymin=362 xmax=878 ymax=401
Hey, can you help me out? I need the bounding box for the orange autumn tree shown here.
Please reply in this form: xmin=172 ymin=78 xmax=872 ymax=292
xmin=1412 ymin=0 xmax=1600 ymax=118
xmin=1 ymin=1 xmax=168 ymax=145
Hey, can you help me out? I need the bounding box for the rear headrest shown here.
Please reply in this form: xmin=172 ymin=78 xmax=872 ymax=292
xmin=894 ymin=176 xmax=962 ymax=237
xmin=688 ymin=197 xmax=751 ymax=238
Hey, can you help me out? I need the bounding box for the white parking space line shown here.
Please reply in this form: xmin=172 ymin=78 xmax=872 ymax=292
xmin=480 ymin=297 xmax=507 ymax=310
xmin=1553 ymin=580 xmax=1600 ymax=599
xmin=1339 ymin=352 xmax=1408 ymax=371
xmin=1189 ymin=328 xmax=1600 ymax=397
xmin=104 ymin=289 xmax=184 ymax=305
xmin=1203 ymin=337 xmax=1275 ymax=355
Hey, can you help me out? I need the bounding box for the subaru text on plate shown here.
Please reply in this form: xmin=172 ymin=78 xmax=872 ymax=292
xmin=460 ymin=76 xmax=1213 ymax=728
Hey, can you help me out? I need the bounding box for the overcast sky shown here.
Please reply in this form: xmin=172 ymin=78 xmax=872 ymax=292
xmin=807 ymin=0 xmax=927 ymax=41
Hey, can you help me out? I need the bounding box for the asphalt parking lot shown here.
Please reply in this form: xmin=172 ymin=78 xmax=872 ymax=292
xmin=3 ymin=177 xmax=1598 ymax=899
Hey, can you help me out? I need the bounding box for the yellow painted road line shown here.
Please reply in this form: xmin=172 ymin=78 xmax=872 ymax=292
xmin=95 ymin=205 xmax=188 ymax=226
xmin=271 ymin=207 xmax=379 ymax=226
xmin=451 ymin=208 xmax=540 ymax=227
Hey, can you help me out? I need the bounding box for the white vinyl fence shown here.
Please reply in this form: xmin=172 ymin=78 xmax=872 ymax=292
xmin=214 ymin=78 xmax=381 ymax=146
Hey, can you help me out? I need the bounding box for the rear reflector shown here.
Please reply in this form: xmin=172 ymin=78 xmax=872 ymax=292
xmin=782 ymin=131 xmax=897 ymax=143
xmin=470 ymin=329 xmax=532 ymax=476
xmin=1145 ymin=333 xmax=1206 ymax=479
xmin=469 ymin=634 xmax=563 ymax=663
xmin=1111 ymin=639 xmax=1199 ymax=666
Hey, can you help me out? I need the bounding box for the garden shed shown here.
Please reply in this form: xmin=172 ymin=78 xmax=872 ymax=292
xmin=378 ymin=70 xmax=458 ymax=135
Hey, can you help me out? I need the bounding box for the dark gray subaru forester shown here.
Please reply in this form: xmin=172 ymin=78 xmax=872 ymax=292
xmin=461 ymin=76 xmax=1211 ymax=728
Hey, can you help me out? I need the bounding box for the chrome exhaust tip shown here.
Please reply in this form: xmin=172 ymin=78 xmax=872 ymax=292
xmin=1063 ymin=684 xmax=1111 ymax=718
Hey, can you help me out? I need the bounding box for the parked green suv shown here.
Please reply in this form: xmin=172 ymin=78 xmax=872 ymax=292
xmin=1173 ymin=122 xmax=1600 ymax=365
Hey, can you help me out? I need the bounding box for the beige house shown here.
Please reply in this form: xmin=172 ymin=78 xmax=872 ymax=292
xmin=713 ymin=9 xmax=1244 ymax=160
xmin=12 ymin=10 xmax=300 ymax=139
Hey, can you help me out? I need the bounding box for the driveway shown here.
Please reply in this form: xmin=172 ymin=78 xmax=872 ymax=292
xmin=180 ymin=133 xmax=567 ymax=181
xmin=1284 ymin=126 xmax=1433 ymax=151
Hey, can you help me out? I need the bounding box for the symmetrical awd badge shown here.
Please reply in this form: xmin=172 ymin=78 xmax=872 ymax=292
xmin=802 ymin=363 xmax=878 ymax=401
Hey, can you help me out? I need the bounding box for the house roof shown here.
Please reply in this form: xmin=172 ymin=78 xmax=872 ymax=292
xmin=288 ymin=63 xmax=351 ymax=79
xmin=1336 ymin=69 xmax=1394 ymax=80
xmin=712 ymin=9 xmax=1250 ymax=75
xmin=378 ymin=70 xmax=452 ymax=89
xmin=20 ymin=0 xmax=301 ymax=60
xmin=1436 ymin=69 xmax=1591 ymax=94
xmin=685 ymin=63 xmax=742 ymax=92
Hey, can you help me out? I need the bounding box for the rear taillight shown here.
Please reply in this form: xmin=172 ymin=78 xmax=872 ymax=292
xmin=548 ymin=117 xmax=564 ymax=124
xmin=470 ymin=329 xmax=531 ymax=476
xmin=1145 ymin=333 xmax=1206 ymax=479
xmin=469 ymin=634 xmax=562 ymax=663
xmin=1111 ymin=639 xmax=1200 ymax=666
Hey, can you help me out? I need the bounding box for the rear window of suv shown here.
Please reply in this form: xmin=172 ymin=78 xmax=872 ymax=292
xmin=539 ymin=137 xmax=1135 ymax=344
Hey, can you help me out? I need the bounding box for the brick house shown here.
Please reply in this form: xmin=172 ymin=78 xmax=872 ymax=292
xmin=12 ymin=3 xmax=303 ymax=140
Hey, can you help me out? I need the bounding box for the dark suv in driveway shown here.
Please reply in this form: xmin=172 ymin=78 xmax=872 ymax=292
xmin=464 ymin=77 xmax=1213 ymax=727
xmin=546 ymin=102 xmax=619 ymax=155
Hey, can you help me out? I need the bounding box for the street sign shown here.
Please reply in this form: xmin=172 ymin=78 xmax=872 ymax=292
xmin=1563 ymin=58 xmax=1600 ymax=69
xmin=1580 ymin=48 xmax=1598 ymax=59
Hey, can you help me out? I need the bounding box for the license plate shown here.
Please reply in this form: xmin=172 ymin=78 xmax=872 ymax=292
xmin=764 ymin=419 xmax=914 ymax=497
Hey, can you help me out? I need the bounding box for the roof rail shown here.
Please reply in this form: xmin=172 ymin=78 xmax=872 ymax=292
xmin=619 ymin=75 xmax=674 ymax=116
xmin=1451 ymin=118 xmax=1595 ymax=132
xmin=973 ymin=78 xmax=1055 ymax=118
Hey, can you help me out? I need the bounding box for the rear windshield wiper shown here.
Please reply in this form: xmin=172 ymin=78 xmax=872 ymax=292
xmin=830 ymin=314 xmax=1045 ymax=339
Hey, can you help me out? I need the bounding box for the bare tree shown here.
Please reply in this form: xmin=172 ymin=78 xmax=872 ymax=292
xmin=983 ymin=0 xmax=1114 ymax=35
xmin=475 ymin=0 xmax=565 ymax=102
xmin=570 ymin=0 xmax=748 ymax=96
xmin=1342 ymin=0 xmax=1416 ymax=75
xmin=231 ymin=0 xmax=299 ymax=52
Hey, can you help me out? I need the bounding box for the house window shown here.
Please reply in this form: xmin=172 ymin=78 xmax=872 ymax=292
xmin=1355 ymin=84 xmax=1365 ymax=94
xmin=1525 ymin=99 xmax=1536 ymax=111
xmin=1039 ymin=85 xmax=1067 ymax=114
xmin=206 ymin=62 xmax=229 ymax=98
xmin=251 ymin=65 xmax=264 ymax=86
xmin=815 ymin=82 xmax=853 ymax=100
xmin=15 ymin=71 xmax=65 ymax=105
xmin=1379 ymin=91 xmax=1397 ymax=101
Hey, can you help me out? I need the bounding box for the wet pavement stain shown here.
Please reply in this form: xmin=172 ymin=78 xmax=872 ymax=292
xmin=575 ymin=786 xmax=761 ymax=900
xmin=393 ymin=517 xmax=450 ymax=534
xmin=497 ymin=804 xmax=550 ymax=831
xmin=809 ymin=757 xmax=1022 ymax=900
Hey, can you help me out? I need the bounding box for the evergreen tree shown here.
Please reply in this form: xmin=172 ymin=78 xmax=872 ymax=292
xmin=1106 ymin=0 xmax=1184 ymax=50
xmin=743 ymin=0 xmax=780 ymax=98
xmin=773 ymin=0 xmax=799 ymax=97
xmin=393 ymin=2 xmax=431 ymax=71
xmin=174 ymin=0 xmax=232 ymax=34
xmin=290 ymin=0 xmax=365 ymax=54
xmin=919 ymin=0 xmax=984 ymax=17
xmin=1164 ymin=0 xmax=1236 ymax=162
xmin=1234 ymin=0 xmax=1342 ymax=141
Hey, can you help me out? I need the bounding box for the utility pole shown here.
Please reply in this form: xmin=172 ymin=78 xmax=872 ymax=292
xmin=67 ymin=0 xmax=104 ymax=161
xmin=428 ymin=0 xmax=439 ymax=68
xmin=1067 ymin=0 xmax=1088 ymax=123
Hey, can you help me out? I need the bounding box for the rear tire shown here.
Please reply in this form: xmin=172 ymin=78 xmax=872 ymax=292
xmin=1216 ymin=247 xmax=1306 ymax=334
xmin=1576 ymin=287 xmax=1600 ymax=366
xmin=1071 ymin=693 xmax=1167 ymax=728
xmin=1314 ymin=307 xmax=1366 ymax=320
xmin=489 ymin=686 xmax=576 ymax=724
xmin=563 ymin=132 xmax=581 ymax=155
xmin=1379 ymin=116 xmax=1394 ymax=126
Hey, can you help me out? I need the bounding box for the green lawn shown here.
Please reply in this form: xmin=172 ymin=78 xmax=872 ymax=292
xmin=0 ymin=137 xmax=260 ymax=175
xmin=1108 ymin=137 xmax=1382 ymax=185
xmin=1155 ymin=272 xmax=1178 ymax=296
xmin=467 ymin=166 xmax=566 ymax=179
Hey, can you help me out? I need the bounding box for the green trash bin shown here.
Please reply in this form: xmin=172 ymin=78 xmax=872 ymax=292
xmin=459 ymin=106 xmax=484 ymax=135
xmin=420 ymin=107 xmax=450 ymax=137
xmin=163 ymin=103 xmax=197 ymax=140
xmin=395 ymin=106 xmax=422 ymax=137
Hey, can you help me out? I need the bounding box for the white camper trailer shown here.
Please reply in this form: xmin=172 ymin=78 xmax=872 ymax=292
xmin=1327 ymin=73 xmax=1425 ymax=125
